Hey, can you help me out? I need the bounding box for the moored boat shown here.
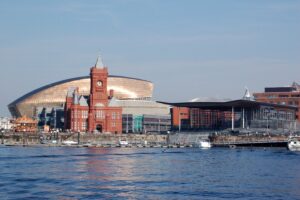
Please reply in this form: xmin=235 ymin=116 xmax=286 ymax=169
xmin=199 ymin=140 xmax=212 ymax=149
xmin=119 ymin=138 xmax=129 ymax=147
xmin=62 ymin=140 xmax=77 ymax=146
xmin=288 ymin=136 xmax=300 ymax=151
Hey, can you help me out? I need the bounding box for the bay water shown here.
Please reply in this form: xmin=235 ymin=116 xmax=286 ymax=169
xmin=0 ymin=146 xmax=299 ymax=200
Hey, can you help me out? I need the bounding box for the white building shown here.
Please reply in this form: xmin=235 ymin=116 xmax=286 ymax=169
xmin=0 ymin=117 xmax=13 ymax=130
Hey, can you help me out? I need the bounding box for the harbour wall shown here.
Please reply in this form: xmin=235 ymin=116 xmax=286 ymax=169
xmin=0 ymin=132 xmax=290 ymax=147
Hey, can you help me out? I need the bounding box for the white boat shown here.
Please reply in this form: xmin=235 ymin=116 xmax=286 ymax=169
xmin=288 ymin=136 xmax=300 ymax=151
xmin=62 ymin=140 xmax=77 ymax=145
xmin=119 ymin=139 xmax=128 ymax=146
xmin=199 ymin=140 xmax=212 ymax=149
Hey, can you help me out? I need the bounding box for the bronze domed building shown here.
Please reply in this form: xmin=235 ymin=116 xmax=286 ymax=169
xmin=8 ymin=75 xmax=154 ymax=118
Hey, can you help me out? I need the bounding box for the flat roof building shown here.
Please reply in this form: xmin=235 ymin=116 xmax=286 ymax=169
xmin=160 ymin=99 xmax=297 ymax=133
xmin=253 ymin=82 xmax=300 ymax=122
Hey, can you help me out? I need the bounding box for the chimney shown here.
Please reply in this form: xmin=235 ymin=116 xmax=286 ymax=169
xmin=109 ymin=89 xmax=114 ymax=99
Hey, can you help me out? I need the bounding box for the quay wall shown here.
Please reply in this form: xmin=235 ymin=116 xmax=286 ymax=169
xmin=0 ymin=133 xmax=40 ymax=145
xmin=67 ymin=133 xmax=168 ymax=145
xmin=0 ymin=132 xmax=291 ymax=147
xmin=211 ymin=135 xmax=288 ymax=147
xmin=0 ymin=132 xmax=209 ymax=146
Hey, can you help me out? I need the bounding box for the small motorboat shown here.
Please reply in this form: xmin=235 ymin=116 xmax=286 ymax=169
xmin=199 ymin=140 xmax=212 ymax=149
xmin=288 ymin=136 xmax=300 ymax=151
xmin=119 ymin=138 xmax=129 ymax=147
xmin=62 ymin=140 xmax=77 ymax=146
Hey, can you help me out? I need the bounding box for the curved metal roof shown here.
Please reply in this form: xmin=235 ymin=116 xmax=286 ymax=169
xmin=8 ymin=75 xmax=152 ymax=106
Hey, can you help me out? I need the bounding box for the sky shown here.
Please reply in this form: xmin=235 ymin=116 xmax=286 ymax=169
xmin=0 ymin=0 xmax=300 ymax=116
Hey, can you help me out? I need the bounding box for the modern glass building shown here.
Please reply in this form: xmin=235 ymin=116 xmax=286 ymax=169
xmin=161 ymin=99 xmax=297 ymax=133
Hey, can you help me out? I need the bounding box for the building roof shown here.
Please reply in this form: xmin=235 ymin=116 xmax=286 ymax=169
xmin=189 ymin=97 xmax=231 ymax=102
xmin=110 ymin=99 xmax=171 ymax=116
xmin=8 ymin=75 xmax=152 ymax=106
xmin=158 ymin=99 xmax=298 ymax=111
xmin=95 ymin=55 xmax=104 ymax=68
xmin=79 ymin=96 xmax=88 ymax=106
xmin=14 ymin=116 xmax=38 ymax=124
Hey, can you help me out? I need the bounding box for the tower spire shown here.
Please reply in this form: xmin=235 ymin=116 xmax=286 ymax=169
xmin=243 ymin=87 xmax=252 ymax=100
xmin=95 ymin=54 xmax=104 ymax=68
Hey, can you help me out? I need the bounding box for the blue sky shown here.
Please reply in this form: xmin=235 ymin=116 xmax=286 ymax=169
xmin=0 ymin=0 xmax=300 ymax=116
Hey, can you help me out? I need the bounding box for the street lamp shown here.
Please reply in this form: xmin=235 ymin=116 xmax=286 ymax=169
xmin=265 ymin=108 xmax=270 ymax=135
xmin=158 ymin=117 xmax=161 ymax=134
xmin=178 ymin=108 xmax=181 ymax=132
xmin=1 ymin=128 xmax=4 ymax=144
xmin=126 ymin=114 xmax=129 ymax=134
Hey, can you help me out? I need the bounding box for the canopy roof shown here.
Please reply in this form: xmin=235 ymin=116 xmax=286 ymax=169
xmin=158 ymin=99 xmax=298 ymax=111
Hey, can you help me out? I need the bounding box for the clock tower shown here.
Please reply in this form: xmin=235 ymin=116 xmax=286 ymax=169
xmin=65 ymin=55 xmax=122 ymax=134
xmin=88 ymin=55 xmax=109 ymax=132
xmin=90 ymin=56 xmax=108 ymax=107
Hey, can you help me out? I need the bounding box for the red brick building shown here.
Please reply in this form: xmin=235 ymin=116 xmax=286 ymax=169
xmin=64 ymin=56 xmax=122 ymax=133
xmin=253 ymin=82 xmax=300 ymax=122
xmin=171 ymin=107 xmax=190 ymax=131
xmin=171 ymin=107 xmax=233 ymax=131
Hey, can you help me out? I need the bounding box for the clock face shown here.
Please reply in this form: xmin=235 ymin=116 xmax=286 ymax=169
xmin=97 ymin=81 xmax=103 ymax=87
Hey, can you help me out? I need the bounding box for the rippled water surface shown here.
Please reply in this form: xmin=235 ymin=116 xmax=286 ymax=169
xmin=0 ymin=146 xmax=299 ymax=200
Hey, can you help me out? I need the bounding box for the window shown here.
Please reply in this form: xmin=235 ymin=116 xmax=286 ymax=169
xmin=112 ymin=112 xmax=116 ymax=119
xmin=279 ymin=95 xmax=288 ymax=98
xmin=291 ymin=94 xmax=300 ymax=97
xmin=267 ymin=95 xmax=277 ymax=99
xmin=82 ymin=110 xmax=88 ymax=119
xmin=82 ymin=122 xmax=87 ymax=130
xmin=96 ymin=110 xmax=105 ymax=119
xmin=73 ymin=110 xmax=77 ymax=119
xmin=74 ymin=121 xmax=78 ymax=130
xmin=112 ymin=122 xmax=116 ymax=127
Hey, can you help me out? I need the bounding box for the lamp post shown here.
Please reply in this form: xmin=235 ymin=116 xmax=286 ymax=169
xmin=266 ymin=108 xmax=270 ymax=135
xmin=23 ymin=128 xmax=26 ymax=146
xmin=158 ymin=117 xmax=161 ymax=134
xmin=1 ymin=128 xmax=4 ymax=145
xmin=126 ymin=114 xmax=129 ymax=134
xmin=178 ymin=108 xmax=181 ymax=133
xmin=231 ymin=107 xmax=235 ymax=131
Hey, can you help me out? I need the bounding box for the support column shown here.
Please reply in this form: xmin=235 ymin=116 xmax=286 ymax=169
xmin=231 ymin=107 xmax=235 ymax=131
xmin=242 ymin=108 xmax=245 ymax=129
